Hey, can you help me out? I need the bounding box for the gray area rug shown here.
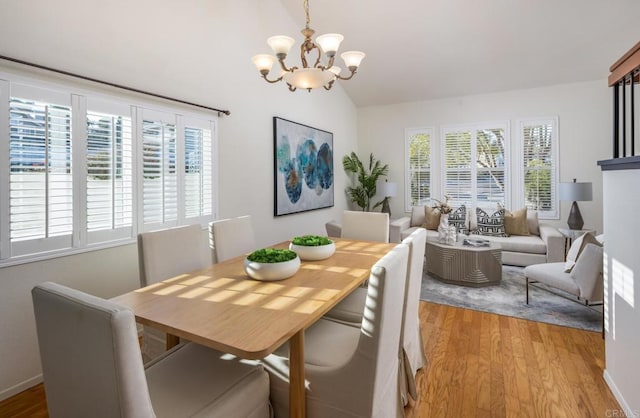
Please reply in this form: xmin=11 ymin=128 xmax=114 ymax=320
xmin=420 ymin=265 xmax=603 ymax=332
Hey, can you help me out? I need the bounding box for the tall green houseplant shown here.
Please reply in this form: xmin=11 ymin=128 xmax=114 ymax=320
xmin=342 ymin=152 xmax=389 ymax=211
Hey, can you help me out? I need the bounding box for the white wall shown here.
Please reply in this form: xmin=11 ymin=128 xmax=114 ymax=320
xmin=602 ymin=169 xmax=640 ymax=416
xmin=0 ymin=0 xmax=357 ymax=399
xmin=357 ymin=80 xmax=611 ymax=233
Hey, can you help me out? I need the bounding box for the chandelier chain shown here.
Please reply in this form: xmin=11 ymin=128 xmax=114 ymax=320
xmin=304 ymin=0 xmax=311 ymax=28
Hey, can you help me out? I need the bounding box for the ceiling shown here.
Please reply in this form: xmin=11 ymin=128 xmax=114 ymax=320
xmin=278 ymin=0 xmax=640 ymax=108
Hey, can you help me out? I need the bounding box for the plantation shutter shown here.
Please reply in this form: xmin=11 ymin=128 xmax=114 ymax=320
xmin=443 ymin=129 xmax=472 ymax=208
xmin=521 ymin=119 xmax=557 ymax=218
xmin=142 ymin=116 xmax=177 ymax=226
xmin=476 ymin=128 xmax=506 ymax=207
xmin=184 ymin=121 xmax=213 ymax=219
xmin=9 ymin=87 xmax=73 ymax=255
xmin=86 ymin=109 xmax=133 ymax=239
xmin=406 ymin=129 xmax=432 ymax=209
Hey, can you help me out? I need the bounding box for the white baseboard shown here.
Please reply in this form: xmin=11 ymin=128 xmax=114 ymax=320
xmin=0 ymin=374 xmax=43 ymax=402
xmin=604 ymin=369 xmax=638 ymax=417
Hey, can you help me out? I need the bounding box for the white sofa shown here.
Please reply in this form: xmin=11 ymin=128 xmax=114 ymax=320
xmin=389 ymin=206 xmax=565 ymax=267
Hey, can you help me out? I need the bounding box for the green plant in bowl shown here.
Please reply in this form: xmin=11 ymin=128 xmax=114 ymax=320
xmin=244 ymin=248 xmax=300 ymax=281
xmin=291 ymin=235 xmax=333 ymax=246
xmin=289 ymin=235 xmax=336 ymax=261
xmin=246 ymin=248 xmax=297 ymax=263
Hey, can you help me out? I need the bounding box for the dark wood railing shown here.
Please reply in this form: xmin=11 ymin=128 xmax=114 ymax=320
xmin=599 ymin=41 xmax=640 ymax=171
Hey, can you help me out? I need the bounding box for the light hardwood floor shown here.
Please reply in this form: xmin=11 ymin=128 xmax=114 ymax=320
xmin=0 ymin=301 xmax=620 ymax=417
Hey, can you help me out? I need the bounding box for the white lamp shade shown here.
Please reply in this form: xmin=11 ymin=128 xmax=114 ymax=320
xmin=316 ymin=33 xmax=344 ymax=54
xmin=282 ymin=68 xmax=335 ymax=90
xmin=341 ymin=51 xmax=366 ymax=68
xmin=267 ymin=36 xmax=295 ymax=55
xmin=381 ymin=182 xmax=398 ymax=197
xmin=559 ymin=181 xmax=592 ymax=202
xmin=252 ymin=54 xmax=275 ymax=72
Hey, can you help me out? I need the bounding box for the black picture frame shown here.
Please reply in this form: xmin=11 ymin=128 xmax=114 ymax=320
xmin=273 ymin=117 xmax=334 ymax=216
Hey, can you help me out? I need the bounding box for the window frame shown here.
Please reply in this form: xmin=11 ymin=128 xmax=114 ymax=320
xmin=404 ymin=127 xmax=434 ymax=212
xmin=517 ymin=117 xmax=559 ymax=219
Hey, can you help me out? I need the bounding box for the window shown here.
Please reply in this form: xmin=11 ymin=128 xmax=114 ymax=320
xmin=0 ymin=76 xmax=217 ymax=265
xmin=519 ymin=118 xmax=558 ymax=218
xmin=442 ymin=123 xmax=509 ymax=209
xmin=405 ymin=128 xmax=433 ymax=211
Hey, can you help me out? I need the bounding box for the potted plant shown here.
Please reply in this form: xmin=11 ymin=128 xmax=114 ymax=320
xmin=289 ymin=235 xmax=336 ymax=261
xmin=342 ymin=152 xmax=389 ymax=211
xmin=244 ymin=248 xmax=300 ymax=281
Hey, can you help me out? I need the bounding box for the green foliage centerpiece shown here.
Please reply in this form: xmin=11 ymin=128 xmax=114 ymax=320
xmin=244 ymin=248 xmax=300 ymax=281
xmin=289 ymin=235 xmax=336 ymax=261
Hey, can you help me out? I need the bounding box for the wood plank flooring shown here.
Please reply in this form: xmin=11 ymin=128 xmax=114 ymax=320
xmin=0 ymin=301 xmax=620 ymax=417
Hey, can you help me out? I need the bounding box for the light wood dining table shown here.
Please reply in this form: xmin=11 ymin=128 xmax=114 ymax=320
xmin=111 ymin=238 xmax=396 ymax=418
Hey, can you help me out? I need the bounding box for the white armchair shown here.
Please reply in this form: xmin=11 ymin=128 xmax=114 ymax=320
xmin=524 ymin=243 xmax=604 ymax=306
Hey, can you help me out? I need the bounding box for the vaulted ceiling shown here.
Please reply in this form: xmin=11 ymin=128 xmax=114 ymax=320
xmin=279 ymin=0 xmax=640 ymax=107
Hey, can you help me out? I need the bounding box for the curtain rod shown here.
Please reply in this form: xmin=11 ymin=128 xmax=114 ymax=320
xmin=0 ymin=54 xmax=231 ymax=116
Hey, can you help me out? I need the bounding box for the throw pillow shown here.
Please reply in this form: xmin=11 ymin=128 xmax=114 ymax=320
xmin=564 ymin=232 xmax=602 ymax=273
xmin=473 ymin=208 xmax=508 ymax=237
xmin=526 ymin=210 xmax=540 ymax=235
xmin=448 ymin=205 xmax=467 ymax=234
xmin=504 ymin=207 xmax=530 ymax=236
xmin=421 ymin=206 xmax=440 ymax=230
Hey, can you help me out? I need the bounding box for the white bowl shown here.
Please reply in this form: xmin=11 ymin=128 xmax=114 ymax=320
xmin=244 ymin=256 xmax=301 ymax=281
xmin=289 ymin=241 xmax=336 ymax=261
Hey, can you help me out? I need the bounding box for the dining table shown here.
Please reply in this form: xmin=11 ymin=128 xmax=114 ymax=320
xmin=111 ymin=237 xmax=396 ymax=418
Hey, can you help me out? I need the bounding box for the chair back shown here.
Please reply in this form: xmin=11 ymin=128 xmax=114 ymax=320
xmin=400 ymin=228 xmax=428 ymax=403
xmin=572 ymin=243 xmax=604 ymax=301
xmin=352 ymin=243 xmax=409 ymax=417
xmin=208 ymin=215 xmax=256 ymax=263
xmin=341 ymin=210 xmax=389 ymax=243
xmin=32 ymin=282 xmax=154 ymax=418
xmin=138 ymin=224 xmax=208 ymax=287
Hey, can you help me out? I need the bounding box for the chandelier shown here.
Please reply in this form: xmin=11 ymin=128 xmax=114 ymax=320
xmin=252 ymin=0 xmax=365 ymax=92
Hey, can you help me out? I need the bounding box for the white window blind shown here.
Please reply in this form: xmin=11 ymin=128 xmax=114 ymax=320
xmin=520 ymin=118 xmax=558 ymax=218
xmin=405 ymin=128 xmax=432 ymax=210
xmin=9 ymin=97 xmax=73 ymax=248
xmin=142 ymin=119 xmax=177 ymax=225
xmin=86 ymin=111 xmax=132 ymax=233
xmin=442 ymin=123 xmax=509 ymax=209
xmin=184 ymin=124 xmax=213 ymax=219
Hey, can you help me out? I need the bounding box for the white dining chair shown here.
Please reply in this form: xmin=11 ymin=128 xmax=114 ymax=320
xmin=322 ymin=228 xmax=428 ymax=405
xmin=137 ymin=224 xmax=209 ymax=358
xmin=262 ymin=243 xmax=409 ymax=418
xmin=209 ymin=215 xmax=257 ymax=263
xmin=32 ymin=282 xmax=272 ymax=418
xmin=341 ymin=210 xmax=390 ymax=243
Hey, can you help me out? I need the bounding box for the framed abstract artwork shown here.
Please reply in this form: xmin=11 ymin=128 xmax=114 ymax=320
xmin=273 ymin=117 xmax=334 ymax=216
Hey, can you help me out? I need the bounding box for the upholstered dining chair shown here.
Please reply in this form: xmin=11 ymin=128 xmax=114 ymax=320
xmin=262 ymin=243 xmax=409 ymax=418
xmin=323 ymin=228 xmax=428 ymax=404
xmin=209 ymin=215 xmax=257 ymax=263
xmin=340 ymin=210 xmax=390 ymax=243
xmin=32 ymin=282 xmax=272 ymax=418
xmin=137 ymin=224 xmax=209 ymax=358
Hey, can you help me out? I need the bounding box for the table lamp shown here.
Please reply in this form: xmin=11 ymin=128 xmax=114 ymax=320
xmin=380 ymin=181 xmax=398 ymax=217
xmin=559 ymin=178 xmax=592 ymax=230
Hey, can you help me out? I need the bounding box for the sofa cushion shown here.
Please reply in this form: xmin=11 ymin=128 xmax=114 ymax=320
xmin=448 ymin=205 xmax=467 ymax=234
xmin=473 ymin=208 xmax=508 ymax=237
xmin=421 ymin=206 xmax=440 ymax=230
xmin=410 ymin=206 xmax=425 ymax=227
xmin=473 ymin=234 xmax=547 ymax=254
xmin=504 ymin=208 xmax=530 ymax=236
xmin=527 ymin=210 xmax=540 ymax=235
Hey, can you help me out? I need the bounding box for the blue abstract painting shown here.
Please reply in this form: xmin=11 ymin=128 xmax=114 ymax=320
xmin=274 ymin=117 xmax=334 ymax=216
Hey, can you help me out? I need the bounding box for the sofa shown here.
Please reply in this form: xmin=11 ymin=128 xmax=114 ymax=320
xmin=389 ymin=206 xmax=565 ymax=267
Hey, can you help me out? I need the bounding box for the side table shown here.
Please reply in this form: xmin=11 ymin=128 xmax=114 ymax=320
xmin=558 ymin=228 xmax=596 ymax=259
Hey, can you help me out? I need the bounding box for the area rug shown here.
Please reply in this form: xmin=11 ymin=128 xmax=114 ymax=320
xmin=420 ymin=265 xmax=603 ymax=332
